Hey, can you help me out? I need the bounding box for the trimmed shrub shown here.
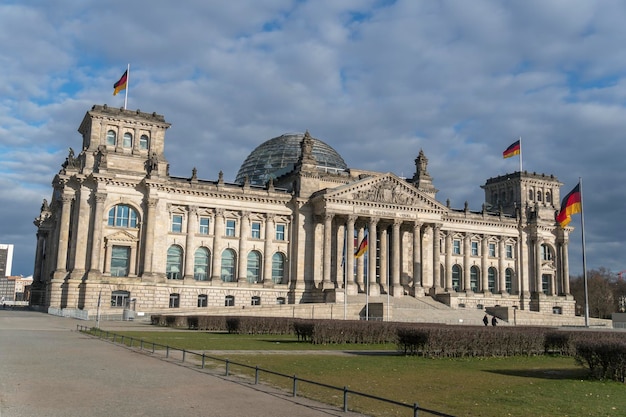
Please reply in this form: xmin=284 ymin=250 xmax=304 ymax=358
xmin=397 ymin=327 xmax=429 ymax=355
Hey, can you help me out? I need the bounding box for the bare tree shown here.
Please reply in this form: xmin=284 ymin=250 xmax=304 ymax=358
xmin=570 ymin=268 xmax=615 ymax=319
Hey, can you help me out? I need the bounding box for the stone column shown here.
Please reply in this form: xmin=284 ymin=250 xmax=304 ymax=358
xmin=211 ymin=209 xmax=224 ymax=282
xmin=346 ymin=216 xmax=357 ymax=293
xmin=412 ymin=222 xmax=422 ymax=296
xmin=142 ymin=197 xmax=158 ymax=277
xmin=379 ymin=225 xmax=388 ymax=293
xmin=444 ymin=231 xmax=452 ymax=291
xmin=70 ymin=184 xmax=91 ymax=280
xmin=33 ymin=232 xmax=45 ymax=283
xmin=368 ymin=217 xmax=379 ymax=296
xmin=421 ymin=225 xmax=433 ymax=291
xmin=463 ymin=233 xmax=471 ymax=292
xmin=88 ymin=193 xmax=106 ymax=276
xmin=391 ymin=220 xmax=402 ymax=296
xmin=263 ymin=214 xmax=275 ymax=285
xmin=498 ymin=237 xmax=506 ymax=293
xmin=432 ymin=224 xmax=441 ymax=291
xmin=322 ymin=213 xmax=334 ymax=289
xmin=184 ymin=206 xmax=197 ymax=280
xmin=562 ymin=241 xmax=570 ymax=294
xmin=535 ymin=237 xmax=543 ymax=293
xmin=54 ymin=193 xmax=74 ymax=277
xmin=336 ymin=223 xmax=345 ymax=286
xmin=481 ymin=235 xmax=489 ymax=292
xmin=238 ymin=211 xmax=250 ymax=283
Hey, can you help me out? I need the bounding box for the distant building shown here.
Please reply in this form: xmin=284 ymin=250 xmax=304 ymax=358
xmin=30 ymin=105 xmax=576 ymax=319
xmin=0 ymin=244 xmax=14 ymax=277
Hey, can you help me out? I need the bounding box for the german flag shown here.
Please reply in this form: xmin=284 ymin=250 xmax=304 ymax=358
xmin=113 ymin=70 xmax=128 ymax=96
xmin=556 ymin=184 xmax=581 ymax=227
xmin=503 ymin=140 xmax=521 ymax=158
xmin=354 ymin=235 xmax=368 ymax=258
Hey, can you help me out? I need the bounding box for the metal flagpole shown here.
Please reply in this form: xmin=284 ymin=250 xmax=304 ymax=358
xmin=365 ymin=230 xmax=369 ymax=321
xmin=579 ymin=177 xmax=590 ymax=327
xmin=518 ymin=137 xmax=523 ymax=173
xmin=344 ymin=224 xmax=347 ymax=320
xmin=123 ymin=63 xmax=130 ymax=110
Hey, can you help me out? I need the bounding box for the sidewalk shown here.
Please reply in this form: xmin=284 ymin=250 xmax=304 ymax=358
xmin=0 ymin=310 xmax=367 ymax=417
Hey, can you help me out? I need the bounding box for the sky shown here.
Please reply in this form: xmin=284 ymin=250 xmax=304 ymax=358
xmin=1 ymin=0 xmax=624 ymax=278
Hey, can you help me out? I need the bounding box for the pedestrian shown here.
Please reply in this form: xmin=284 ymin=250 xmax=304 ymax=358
xmin=483 ymin=314 xmax=488 ymax=326
xmin=491 ymin=315 xmax=498 ymax=326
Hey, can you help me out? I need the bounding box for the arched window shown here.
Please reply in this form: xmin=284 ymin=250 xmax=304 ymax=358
xmin=470 ymin=266 xmax=480 ymax=292
xmin=488 ymin=267 xmax=497 ymax=292
xmin=123 ymin=132 xmax=133 ymax=148
xmin=505 ymin=268 xmax=514 ymax=293
xmin=529 ymin=189 xmax=534 ymax=201
xmin=166 ymin=245 xmax=183 ymax=280
xmin=139 ymin=134 xmax=149 ymax=150
xmin=541 ymin=244 xmax=553 ymax=261
xmin=194 ymin=247 xmax=210 ymax=281
xmin=221 ymin=249 xmax=236 ymax=282
xmin=108 ymin=204 xmax=138 ymax=228
xmin=452 ymin=264 xmax=461 ymax=292
xmin=272 ymin=252 xmax=286 ymax=284
xmin=106 ymin=130 xmax=116 ymax=146
xmin=537 ymin=191 xmax=542 ymax=202
xmin=247 ymin=250 xmax=262 ymax=283
xmin=546 ymin=191 xmax=552 ymax=203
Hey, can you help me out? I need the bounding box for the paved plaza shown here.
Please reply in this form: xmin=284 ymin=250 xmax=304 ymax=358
xmin=0 ymin=310 xmax=366 ymax=417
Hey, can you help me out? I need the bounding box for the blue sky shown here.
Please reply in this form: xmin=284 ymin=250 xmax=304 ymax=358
xmin=1 ymin=0 xmax=624 ymax=277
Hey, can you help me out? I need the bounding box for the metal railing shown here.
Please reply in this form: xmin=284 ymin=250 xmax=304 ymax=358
xmin=77 ymin=325 xmax=453 ymax=417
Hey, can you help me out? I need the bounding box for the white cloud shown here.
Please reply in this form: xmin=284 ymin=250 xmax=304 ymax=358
xmin=1 ymin=0 xmax=624 ymax=276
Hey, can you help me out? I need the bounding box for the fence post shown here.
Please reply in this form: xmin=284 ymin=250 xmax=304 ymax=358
xmin=413 ymin=402 xmax=419 ymax=417
xmin=182 ymin=349 xmax=186 ymax=363
xmin=225 ymin=360 xmax=230 ymax=376
xmin=140 ymin=339 xmax=143 ymax=351
xmin=343 ymin=386 xmax=348 ymax=412
xmin=293 ymin=375 xmax=297 ymax=397
xmin=255 ymin=366 xmax=259 ymax=385
xmin=166 ymin=345 xmax=170 ymax=358
xmin=152 ymin=342 xmax=155 ymax=354
xmin=201 ymin=353 xmax=205 ymax=369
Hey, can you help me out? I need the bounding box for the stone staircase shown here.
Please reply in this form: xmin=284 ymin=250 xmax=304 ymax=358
xmin=345 ymin=294 xmax=511 ymax=326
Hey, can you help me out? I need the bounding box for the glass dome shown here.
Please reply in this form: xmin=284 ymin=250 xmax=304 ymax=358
xmin=235 ymin=133 xmax=347 ymax=185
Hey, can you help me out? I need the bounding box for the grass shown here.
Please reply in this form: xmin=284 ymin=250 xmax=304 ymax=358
xmin=102 ymin=330 xmax=626 ymax=417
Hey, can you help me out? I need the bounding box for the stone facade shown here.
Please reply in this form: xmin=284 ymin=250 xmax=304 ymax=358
xmin=30 ymin=105 xmax=576 ymax=319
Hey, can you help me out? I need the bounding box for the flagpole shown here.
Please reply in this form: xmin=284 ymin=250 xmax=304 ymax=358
xmin=124 ymin=63 xmax=130 ymax=110
xmin=518 ymin=137 xmax=523 ymax=173
xmin=579 ymin=177 xmax=589 ymax=327
xmin=365 ymin=229 xmax=369 ymax=321
xmin=343 ymin=224 xmax=347 ymax=320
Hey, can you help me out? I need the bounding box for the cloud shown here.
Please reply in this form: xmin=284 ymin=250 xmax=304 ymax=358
xmin=1 ymin=0 xmax=624 ymax=277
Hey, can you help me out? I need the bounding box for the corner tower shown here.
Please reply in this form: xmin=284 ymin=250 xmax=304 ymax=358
xmin=76 ymin=105 xmax=171 ymax=177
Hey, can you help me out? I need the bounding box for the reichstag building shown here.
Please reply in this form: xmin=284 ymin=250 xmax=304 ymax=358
xmin=30 ymin=105 xmax=576 ymax=320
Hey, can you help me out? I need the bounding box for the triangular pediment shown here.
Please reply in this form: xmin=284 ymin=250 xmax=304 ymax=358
xmin=104 ymin=230 xmax=138 ymax=243
xmin=322 ymin=173 xmax=446 ymax=210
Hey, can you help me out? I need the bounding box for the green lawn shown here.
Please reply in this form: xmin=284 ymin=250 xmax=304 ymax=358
xmin=105 ymin=330 xmax=626 ymax=417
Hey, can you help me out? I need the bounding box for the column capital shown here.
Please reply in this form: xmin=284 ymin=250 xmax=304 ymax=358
xmin=94 ymin=192 xmax=107 ymax=203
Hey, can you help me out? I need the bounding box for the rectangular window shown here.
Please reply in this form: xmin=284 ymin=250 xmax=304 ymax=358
xmin=225 ymin=295 xmax=235 ymax=307
xmin=225 ymin=219 xmax=236 ymax=237
xmin=506 ymin=244 xmax=513 ymax=259
xmin=489 ymin=243 xmax=496 ymax=257
xmin=276 ymin=224 xmax=285 ymax=241
xmin=197 ymin=294 xmax=208 ymax=308
xmin=471 ymin=241 xmax=479 ymax=256
xmin=251 ymin=222 xmax=261 ymax=239
xmin=453 ymin=240 xmax=461 ymax=255
xmin=199 ymin=217 xmax=210 ymax=235
xmin=110 ymin=246 xmax=130 ymax=277
xmin=172 ymin=215 xmax=183 ymax=233
xmin=169 ymin=294 xmax=180 ymax=308
xmin=110 ymin=291 xmax=130 ymax=307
